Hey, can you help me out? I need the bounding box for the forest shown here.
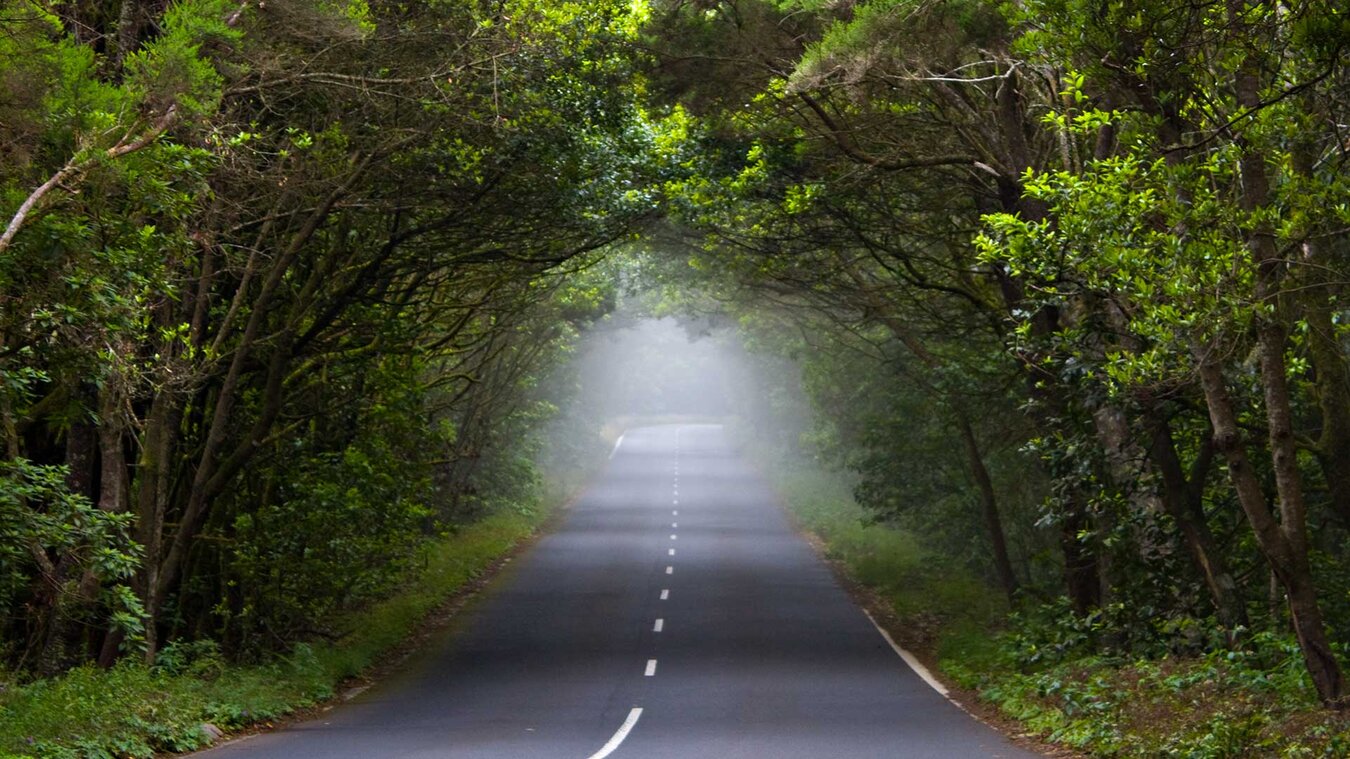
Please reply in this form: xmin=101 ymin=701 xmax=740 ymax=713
xmin=3 ymin=0 xmax=1350 ymax=756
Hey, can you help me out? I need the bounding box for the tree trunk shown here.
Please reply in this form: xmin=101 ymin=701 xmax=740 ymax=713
xmin=1294 ymin=221 xmax=1350 ymax=529
xmin=64 ymin=413 xmax=96 ymax=500
xmin=149 ymin=334 xmax=293 ymax=656
xmin=32 ymin=399 xmax=102 ymax=673
xmin=1223 ymin=5 xmax=1345 ymax=703
xmin=113 ymin=0 xmax=144 ymax=70
xmin=1305 ymin=290 xmax=1350 ymax=529
xmin=1058 ymin=506 xmax=1101 ymax=614
xmin=1144 ymin=411 xmax=1247 ymax=628
xmin=1194 ymin=343 xmax=1343 ymax=706
xmin=99 ymin=391 xmax=178 ymax=666
xmin=956 ymin=413 xmax=1018 ymax=603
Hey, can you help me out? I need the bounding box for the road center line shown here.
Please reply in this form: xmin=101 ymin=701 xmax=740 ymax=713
xmin=653 ymin=618 xmax=664 ymax=632
xmin=645 ymin=659 xmax=657 ymax=676
xmin=584 ymin=707 xmax=643 ymax=759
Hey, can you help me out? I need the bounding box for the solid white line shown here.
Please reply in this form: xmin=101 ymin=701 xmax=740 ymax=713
xmin=660 ymin=589 xmax=669 ymax=599
xmin=862 ymin=610 xmax=950 ymax=697
xmin=645 ymin=659 xmax=657 ymax=676
xmin=653 ymin=618 xmax=664 ymax=632
xmin=665 ymin=566 xmax=673 ymax=574
xmin=584 ymin=707 xmax=643 ymax=759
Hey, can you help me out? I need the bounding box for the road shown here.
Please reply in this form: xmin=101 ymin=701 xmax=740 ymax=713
xmin=200 ymin=424 xmax=1040 ymax=758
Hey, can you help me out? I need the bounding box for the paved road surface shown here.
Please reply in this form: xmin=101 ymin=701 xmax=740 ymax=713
xmin=200 ymin=424 xmax=1040 ymax=758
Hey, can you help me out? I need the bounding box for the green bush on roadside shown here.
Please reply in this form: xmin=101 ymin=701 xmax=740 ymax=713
xmin=0 ymin=508 xmax=547 ymax=759
xmin=753 ymin=447 xmax=1350 ymax=757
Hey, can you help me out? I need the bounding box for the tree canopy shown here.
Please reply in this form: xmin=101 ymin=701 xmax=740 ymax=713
xmin=5 ymin=0 xmax=1350 ymax=736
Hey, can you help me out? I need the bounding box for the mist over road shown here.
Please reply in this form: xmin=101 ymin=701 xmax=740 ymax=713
xmin=199 ymin=425 xmax=1039 ymax=758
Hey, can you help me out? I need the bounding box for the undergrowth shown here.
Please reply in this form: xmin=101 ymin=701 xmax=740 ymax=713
xmin=0 ymin=506 xmax=549 ymax=759
xmin=751 ymin=444 xmax=1350 ymax=758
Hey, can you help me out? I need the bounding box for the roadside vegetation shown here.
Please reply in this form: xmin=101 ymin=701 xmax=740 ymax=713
xmin=7 ymin=0 xmax=1350 ymax=757
xmin=0 ymin=504 xmax=554 ymax=758
xmin=746 ymin=432 xmax=1350 ymax=756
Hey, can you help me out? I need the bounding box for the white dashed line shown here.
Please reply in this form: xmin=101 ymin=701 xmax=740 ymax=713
xmin=585 ymin=707 xmax=643 ymax=759
xmin=645 ymin=659 xmax=658 ymax=676
xmin=660 ymin=589 xmax=669 ymax=600
xmin=673 ymin=510 xmax=678 ymax=516
xmin=672 ymin=522 xmax=678 ymax=528
xmin=665 ymin=566 xmax=673 ymax=574
xmin=654 ymin=618 xmax=664 ymax=632
xmin=668 ymin=548 xmax=675 ymax=556
xmin=670 ymin=534 xmax=677 ymax=540
xmin=609 ymin=435 xmax=625 ymax=460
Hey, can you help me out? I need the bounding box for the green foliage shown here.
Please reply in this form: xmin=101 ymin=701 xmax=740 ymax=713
xmin=0 ymin=461 xmax=144 ymax=645
xmin=0 ymin=506 xmax=548 ymax=757
xmin=974 ymin=630 xmax=1348 ymax=757
xmin=0 ymin=0 xmax=657 ymax=676
xmin=218 ymin=359 xmax=444 ymax=651
xmin=742 ymin=431 xmax=1008 ymax=649
xmin=122 ymin=0 xmax=240 ymax=117
xmin=748 ymin=429 xmax=1350 ymax=757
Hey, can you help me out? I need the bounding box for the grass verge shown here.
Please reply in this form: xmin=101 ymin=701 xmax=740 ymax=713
xmin=760 ymin=453 xmax=1006 ymax=659
xmin=0 ymin=506 xmax=551 ymax=759
xmin=748 ymin=443 xmax=1350 ymax=757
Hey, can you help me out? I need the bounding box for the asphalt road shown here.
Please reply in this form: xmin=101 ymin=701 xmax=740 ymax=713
xmin=200 ymin=424 xmax=1040 ymax=758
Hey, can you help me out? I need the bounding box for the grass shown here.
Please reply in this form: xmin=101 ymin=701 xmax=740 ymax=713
xmin=747 ymin=442 xmax=1350 ymax=757
xmin=747 ymin=445 xmax=1006 ymax=659
xmin=970 ymin=640 xmax=1350 ymax=757
xmin=0 ymin=507 xmax=551 ymax=759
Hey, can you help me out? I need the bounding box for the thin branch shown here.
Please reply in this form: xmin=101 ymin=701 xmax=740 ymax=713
xmin=0 ymin=105 xmax=178 ymax=256
xmin=795 ymin=91 xmax=977 ymax=171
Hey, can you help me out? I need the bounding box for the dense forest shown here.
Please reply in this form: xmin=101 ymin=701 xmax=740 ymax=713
xmin=4 ymin=0 xmax=1350 ymax=755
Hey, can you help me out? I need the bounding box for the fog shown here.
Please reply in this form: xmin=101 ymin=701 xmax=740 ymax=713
xmin=573 ymin=317 xmax=739 ymax=421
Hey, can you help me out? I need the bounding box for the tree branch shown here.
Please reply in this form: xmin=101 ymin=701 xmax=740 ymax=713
xmin=0 ymin=105 xmax=178 ymax=256
xmin=796 ymin=92 xmax=976 ymax=171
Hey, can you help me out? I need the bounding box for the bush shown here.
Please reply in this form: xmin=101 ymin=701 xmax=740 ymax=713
xmin=0 ymin=507 xmax=548 ymax=758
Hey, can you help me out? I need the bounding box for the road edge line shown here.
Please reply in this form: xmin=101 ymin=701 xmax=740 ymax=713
xmin=585 ymin=707 xmax=643 ymax=759
xmin=861 ymin=609 xmax=951 ymax=698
